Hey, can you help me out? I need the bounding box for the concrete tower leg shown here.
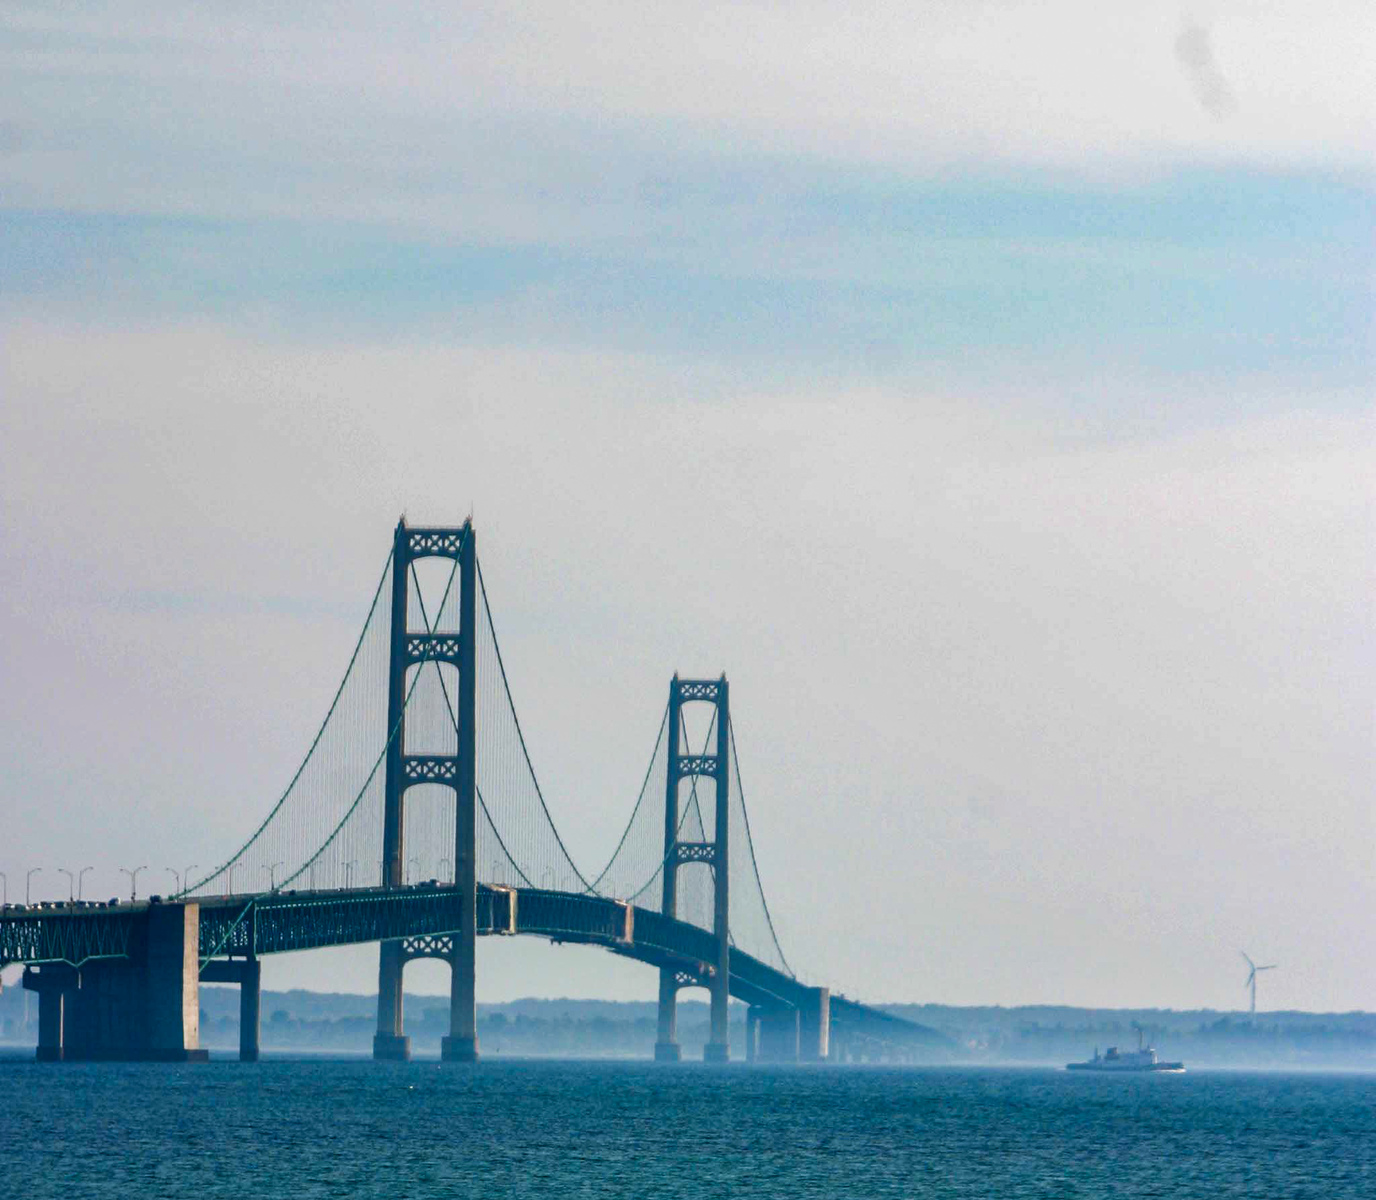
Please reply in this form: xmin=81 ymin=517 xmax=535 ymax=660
xmin=441 ymin=944 xmax=478 ymax=1062
xmin=703 ymin=970 xmax=730 ymax=1063
xmin=373 ymin=940 xmax=410 ymax=1060
xmin=654 ymin=969 xmax=682 ymax=1061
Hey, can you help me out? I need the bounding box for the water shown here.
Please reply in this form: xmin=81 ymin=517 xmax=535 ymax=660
xmin=1 ymin=1059 xmax=1372 ymax=1198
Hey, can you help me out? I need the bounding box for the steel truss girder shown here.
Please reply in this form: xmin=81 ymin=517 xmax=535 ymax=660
xmin=0 ymin=909 xmax=138 ymax=970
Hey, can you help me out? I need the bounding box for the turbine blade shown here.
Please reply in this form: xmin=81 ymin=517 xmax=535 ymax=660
xmin=1241 ymin=951 xmax=1255 ymax=970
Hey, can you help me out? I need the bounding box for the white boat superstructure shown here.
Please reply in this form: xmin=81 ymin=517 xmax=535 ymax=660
xmin=1066 ymin=1029 xmax=1185 ymax=1073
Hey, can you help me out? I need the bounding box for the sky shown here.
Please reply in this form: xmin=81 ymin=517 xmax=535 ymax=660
xmin=1 ymin=2 xmax=1372 ymax=1014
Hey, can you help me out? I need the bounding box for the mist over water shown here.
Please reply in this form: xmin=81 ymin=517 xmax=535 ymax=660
xmin=3 ymin=1058 xmax=1372 ymax=1199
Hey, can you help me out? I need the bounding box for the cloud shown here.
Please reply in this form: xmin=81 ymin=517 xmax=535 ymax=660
xmin=1 ymin=2 xmax=1372 ymax=245
xmin=1176 ymin=19 xmax=1236 ymax=118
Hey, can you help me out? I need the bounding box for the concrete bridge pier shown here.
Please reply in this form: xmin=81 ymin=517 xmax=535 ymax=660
xmin=201 ymin=955 xmax=261 ymax=1061
xmin=749 ymin=988 xmax=828 ymax=1064
xmin=756 ymin=1007 xmax=799 ymax=1062
xmin=26 ymin=902 xmax=208 ymax=1062
xmin=799 ymin=987 xmax=830 ymax=1063
xmin=23 ymin=963 xmax=79 ymax=1061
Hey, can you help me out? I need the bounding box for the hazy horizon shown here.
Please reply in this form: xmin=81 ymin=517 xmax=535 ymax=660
xmin=3 ymin=2 xmax=1372 ymax=1014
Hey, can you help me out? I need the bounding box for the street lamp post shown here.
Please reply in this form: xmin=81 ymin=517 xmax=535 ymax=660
xmin=264 ymin=862 xmax=283 ymax=892
xmin=58 ymin=868 xmax=75 ymax=902
xmin=119 ymin=865 xmax=147 ymax=902
xmin=77 ymin=867 xmax=92 ymax=900
xmin=26 ymin=867 xmax=41 ymax=904
xmin=406 ymin=857 xmax=420 ymax=886
xmin=166 ymin=867 xmax=183 ymax=894
xmin=345 ymin=860 xmax=358 ymax=890
xmin=183 ymin=865 xmax=198 ymax=895
xmin=439 ymin=857 xmax=452 ymax=885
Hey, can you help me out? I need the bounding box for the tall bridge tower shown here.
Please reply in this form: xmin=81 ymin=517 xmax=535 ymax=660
xmin=654 ymin=674 xmax=732 ymax=1062
xmin=373 ymin=518 xmax=480 ymax=1062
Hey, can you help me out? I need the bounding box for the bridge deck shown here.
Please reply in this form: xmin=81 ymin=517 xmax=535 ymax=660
xmin=2 ymin=885 xmax=929 ymax=1043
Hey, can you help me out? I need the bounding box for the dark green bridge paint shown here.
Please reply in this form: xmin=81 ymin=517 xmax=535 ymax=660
xmin=3 ymin=887 xmax=927 ymax=1062
xmin=4 ymin=522 xmax=937 ymax=1065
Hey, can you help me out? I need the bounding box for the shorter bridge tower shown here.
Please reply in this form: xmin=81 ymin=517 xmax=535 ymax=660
xmin=654 ymin=674 xmax=732 ymax=1062
xmin=374 ymin=518 xmax=480 ymax=1062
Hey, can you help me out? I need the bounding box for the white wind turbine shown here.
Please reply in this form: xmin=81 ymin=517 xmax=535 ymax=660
xmin=1241 ymin=951 xmax=1277 ymax=1015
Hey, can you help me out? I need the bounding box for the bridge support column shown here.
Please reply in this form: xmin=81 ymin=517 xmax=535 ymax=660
xmin=655 ymin=676 xmax=685 ymax=1064
xmin=440 ymin=943 xmax=477 ymax=1062
xmin=744 ymin=1006 xmax=761 ymax=1064
xmin=373 ymin=939 xmax=410 ymax=1061
xmin=654 ymin=968 xmax=681 ymax=1061
xmin=442 ymin=521 xmax=479 ymax=1063
xmin=704 ymin=676 xmax=731 ymax=1064
xmin=799 ymin=987 xmax=830 ymax=1063
xmin=38 ymin=986 xmax=64 ymax=1062
xmin=31 ymin=903 xmax=208 ymax=1062
xmin=378 ymin=519 xmax=478 ymax=1064
xmin=24 ymin=963 xmax=78 ymax=1062
xmin=756 ymin=1007 xmax=800 ymax=1063
xmin=201 ymin=955 xmax=261 ymax=1062
xmin=239 ymin=958 xmax=261 ymax=1063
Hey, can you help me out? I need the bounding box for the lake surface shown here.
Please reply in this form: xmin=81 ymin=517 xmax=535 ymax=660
xmin=1 ymin=1058 xmax=1372 ymax=1198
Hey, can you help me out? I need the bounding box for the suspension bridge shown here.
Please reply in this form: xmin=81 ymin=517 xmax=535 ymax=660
xmin=2 ymin=521 xmax=935 ymax=1064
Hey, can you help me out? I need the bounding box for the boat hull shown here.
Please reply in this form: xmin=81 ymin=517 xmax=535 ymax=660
xmin=1066 ymin=1062 xmax=1185 ymax=1073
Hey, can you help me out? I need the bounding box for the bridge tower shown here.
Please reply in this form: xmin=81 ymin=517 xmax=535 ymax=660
xmin=654 ymin=674 xmax=732 ymax=1063
xmin=373 ymin=518 xmax=480 ymax=1063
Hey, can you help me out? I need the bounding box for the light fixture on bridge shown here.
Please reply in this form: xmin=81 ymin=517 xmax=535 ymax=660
xmin=118 ymin=865 xmax=146 ymax=903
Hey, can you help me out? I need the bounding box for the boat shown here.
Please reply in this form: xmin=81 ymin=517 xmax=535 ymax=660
xmin=1066 ymin=1029 xmax=1184 ymax=1073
